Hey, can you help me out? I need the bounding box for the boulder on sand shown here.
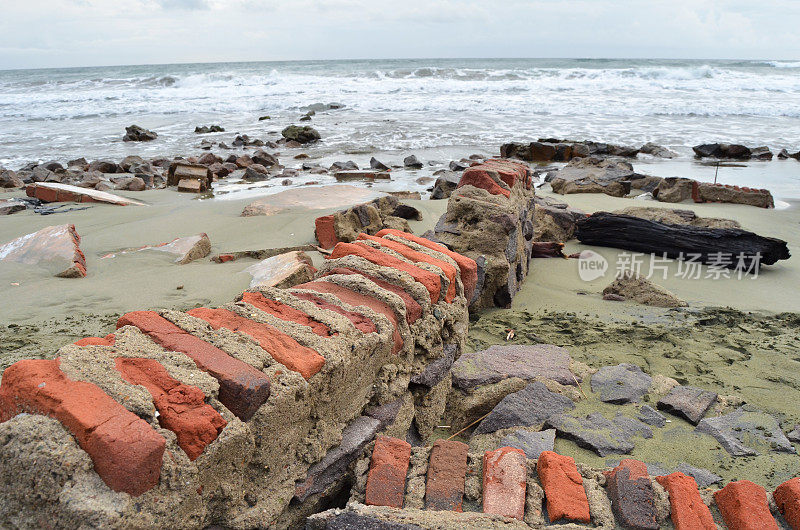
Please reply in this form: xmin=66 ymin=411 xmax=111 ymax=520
xmin=26 ymin=182 xmax=146 ymax=206
xmin=692 ymin=143 xmax=751 ymax=159
xmin=281 ymin=125 xmax=321 ymax=144
xmin=602 ymin=273 xmax=687 ymax=308
xmin=0 ymin=224 xmax=86 ymax=277
xmin=548 ymin=157 xmax=634 ymax=197
xmin=123 ymin=125 xmax=158 ymax=142
xmin=243 ymin=251 xmax=315 ymax=289
xmin=0 ymin=170 xmax=23 ymax=188
xmin=533 ymin=196 xmax=586 ymax=242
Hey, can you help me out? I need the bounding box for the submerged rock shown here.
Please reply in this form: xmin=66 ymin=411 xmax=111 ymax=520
xmin=123 ymin=124 xmax=158 ymax=142
xmin=281 ymin=125 xmax=321 ymax=144
xmin=403 ymin=155 xmax=423 ymax=169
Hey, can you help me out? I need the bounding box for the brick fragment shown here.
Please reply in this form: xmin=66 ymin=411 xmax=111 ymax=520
xmin=115 ymin=357 xmax=226 ymax=460
xmin=291 ymin=291 xmax=378 ymax=334
xmin=713 ymin=480 xmax=778 ymax=530
xmin=425 ymin=439 xmax=468 ymax=511
xmin=457 ymin=168 xmax=511 ymax=198
xmin=187 ymin=307 xmax=325 ymax=380
xmin=322 ymin=266 xmax=422 ymax=324
xmin=774 ymin=478 xmax=800 ymax=530
xmin=482 ymin=446 xmax=527 ymax=520
xmin=116 ymin=311 xmax=270 ymax=421
xmin=0 ymin=359 xmax=165 ymax=496
xmin=365 ymin=436 xmax=412 ymax=508
xmin=241 ymin=291 xmax=334 ymax=337
xmin=605 ymin=459 xmax=658 ymax=530
xmin=536 ymin=450 xmax=591 ymax=523
xmin=655 ymin=472 xmax=715 ymax=530
xmin=74 ymin=333 xmax=116 ymax=346
xmin=315 ymin=214 xmax=338 ymax=249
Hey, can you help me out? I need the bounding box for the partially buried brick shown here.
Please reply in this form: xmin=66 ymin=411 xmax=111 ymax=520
xmin=482 ymin=446 xmax=527 ymax=520
xmin=774 ymin=477 xmax=800 ymax=530
xmin=115 ymin=357 xmax=227 ymax=461
xmin=536 ymin=450 xmax=591 ymax=523
xmin=0 ymin=359 xmax=165 ymax=496
xmin=365 ymin=436 xmax=412 ymax=508
xmin=187 ymin=307 xmax=325 ymax=380
xmin=605 ymin=459 xmax=658 ymax=530
xmin=116 ymin=311 xmax=270 ymax=421
xmin=655 ymin=472 xmax=715 ymax=530
xmin=321 ymin=266 xmax=422 ymax=324
xmin=713 ymin=480 xmax=779 ymax=530
xmin=425 ymin=439 xmax=468 ymax=511
xmin=291 ymin=291 xmax=378 ymax=335
xmin=240 ymin=291 xmax=334 ymax=337
xmin=74 ymin=333 xmax=116 ymax=346
xmin=314 ymin=214 xmax=338 ymax=249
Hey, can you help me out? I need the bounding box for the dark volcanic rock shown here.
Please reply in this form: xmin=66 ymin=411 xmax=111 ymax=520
xmin=591 ymin=363 xmax=652 ymax=404
xmin=88 ymin=160 xmax=119 ymax=174
xmin=750 ymin=146 xmax=773 ymax=160
xmin=696 ymin=406 xmax=795 ymax=456
xmin=281 ymin=125 xmax=321 ymax=144
xmin=605 ymin=460 xmax=659 ymax=530
xmin=692 ymin=143 xmax=751 ymax=159
xmin=545 ymin=413 xmax=653 ymax=456
xmin=430 ymin=170 xmax=461 ymax=200
xmin=657 ymin=385 xmax=717 ymax=425
xmin=449 ymin=160 xmax=468 ymax=171
xmin=499 ymin=429 xmax=556 ymax=459
xmin=252 ymin=149 xmax=279 ymax=167
xmin=637 ymin=405 xmax=666 ymax=427
xmin=410 ymin=343 xmax=458 ymax=389
xmin=123 ymin=124 xmax=158 ymax=142
xmin=473 ymin=382 xmax=574 ymax=435
xmin=451 ymin=344 xmax=577 ymax=390
xmin=370 ymin=157 xmax=390 ymax=171
xmin=403 ymin=155 xmax=423 ymax=169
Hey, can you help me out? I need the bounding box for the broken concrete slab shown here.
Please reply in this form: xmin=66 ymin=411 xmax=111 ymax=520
xmin=591 ymin=363 xmax=652 ymax=404
xmin=451 ymin=344 xmax=577 ymax=391
xmin=696 ymin=406 xmax=795 ymax=457
xmin=657 ymin=385 xmax=717 ymax=425
xmin=243 ymin=251 xmax=315 ymax=289
xmin=0 ymin=199 xmax=26 ymax=216
xmin=148 ymin=233 xmax=211 ymax=264
xmin=499 ymin=429 xmax=556 ymax=459
xmin=0 ymin=224 xmax=86 ymax=278
xmin=25 ymin=182 xmax=145 ymax=206
xmin=545 ymin=413 xmax=653 ymax=457
xmin=241 ymin=185 xmax=387 ymax=217
xmin=473 ymin=382 xmax=574 ymax=435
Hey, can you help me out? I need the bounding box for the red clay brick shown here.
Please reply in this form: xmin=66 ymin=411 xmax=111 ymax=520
xmin=0 ymin=359 xmax=165 ymax=496
xmin=74 ymin=333 xmax=116 ymax=346
xmin=187 ymin=307 xmax=325 ymax=380
xmin=425 ymin=439 xmax=469 ymax=511
xmin=457 ymin=168 xmax=511 ymax=198
xmin=605 ymin=459 xmax=658 ymax=530
xmin=655 ymin=472 xmax=715 ymax=530
xmin=482 ymin=446 xmax=527 ymax=520
xmin=322 ymin=266 xmax=422 ymax=324
xmin=536 ymin=450 xmax=591 ymax=523
xmin=713 ymin=480 xmax=778 ymax=530
xmin=293 ymin=281 xmax=403 ymax=354
xmin=357 ymin=234 xmax=458 ymax=303
xmin=290 ymin=291 xmax=378 ymax=335
xmin=315 ymin=214 xmax=338 ymax=249
xmin=375 ymin=229 xmax=478 ymax=303
xmin=328 ymin=242 xmax=442 ymax=304
xmin=116 ymin=311 xmax=270 ymax=421
xmin=774 ymin=478 xmax=800 ymax=530
xmin=241 ymin=291 xmax=334 ymax=337
xmin=115 ymin=358 xmax=226 ymax=461
xmin=482 ymin=159 xmax=531 ymax=189
xmin=365 ymin=436 xmax=411 ymax=508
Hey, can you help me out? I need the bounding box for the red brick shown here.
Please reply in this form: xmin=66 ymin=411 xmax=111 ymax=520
xmin=536 ymin=450 xmax=590 ymax=523
xmin=357 ymin=234 xmax=458 ymax=303
xmin=655 ymin=472 xmax=715 ymax=530
xmin=115 ymin=358 xmax=226 ymax=461
xmin=328 ymin=242 xmax=442 ymax=304
xmin=713 ymin=480 xmax=778 ymax=530
xmin=241 ymin=291 xmax=334 ymax=337
xmin=116 ymin=311 xmax=270 ymax=421
xmin=187 ymin=307 xmax=325 ymax=380
xmin=26 ymin=184 xmax=58 ymax=202
xmin=482 ymin=446 xmax=527 ymax=520
xmin=293 ymin=281 xmax=403 ymax=354
xmin=375 ymin=229 xmax=478 ymax=303
xmin=425 ymin=439 xmax=468 ymax=511
xmin=605 ymin=459 xmax=658 ymax=530
xmin=481 ymin=159 xmax=531 ymax=189
xmin=774 ymin=478 xmax=800 ymax=530
xmin=315 ymin=214 xmax=338 ymax=249
xmin=457 ymin=168 xmax=511 ymax=198
xmin=74 ymin=333 xmax=116 ymax=346
xmin=0 ymin=359 xmax=165 ymax=496
xmin=322 ymin=266 xmax=422 ymax=324
xmin=290 ymin=291 xmax=378 ymax=335
xmin=365 ymin=436 xmax=411 ymax=508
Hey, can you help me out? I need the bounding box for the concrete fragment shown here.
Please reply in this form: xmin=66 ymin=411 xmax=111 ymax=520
xmin=25 ymin=182 xmax=146 ymax=205
xmin=0 ymin=223 xmax=86 ymax=278
xmin=147 ymin=233 xmax=211 ymax=264
xmin=657 ymin=385 xmax=717 ymax=425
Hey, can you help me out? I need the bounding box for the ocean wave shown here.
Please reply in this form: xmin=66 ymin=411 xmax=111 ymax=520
xmin=767 ymin=60 xmax=800 ymax=68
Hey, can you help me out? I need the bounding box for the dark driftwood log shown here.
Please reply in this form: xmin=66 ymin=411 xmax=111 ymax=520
xmin=576 ymin=212 xmax=790 ymax=268
xmin=531 ymin=241 xmax=567 ymax=258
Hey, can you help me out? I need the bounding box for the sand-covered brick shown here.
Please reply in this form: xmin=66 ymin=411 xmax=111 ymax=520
xmin=425 ymin=439 xmax=468 ymax=511
xmin=0 ymin=359 xmax=165 ymax=496
xmin=291 ymin=291 xmax=378 ymax=334
xmin=458 ymin=167 xmax=511 ymax=197
xmin=187 ymin=307 xmax=325 ymax=380
xmin=605 ymin=459 xmax=658 ymax=530
xmin=117 ymin=310 xmax=270 ymax=420
xmin=115 ymin=357 xmax=226 ymax=460
xmin=365 ymin=436 xmax=412 ymax=508
xmin=536 ymin=451 xmax=591 ymax=523
xmin=655 ymin=472 xmax=715 ymax=530
xmin=241 ymin=291 xmax=334 ymax=337
xmin=482 ymin=446 xmax=526 ymax=520
xmin=774 ymin=478 xmax=800 ymax=530
xmin=74 ymin=333 xmax=116 ymax=346
xmin=713 ymin=480 xmax=778 ymax=530
xmin=322 ymin=266 xmax=422 ymax=324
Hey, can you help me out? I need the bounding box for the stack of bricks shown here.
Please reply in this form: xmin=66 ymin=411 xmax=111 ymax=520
xmin=315 ymin=442 xmax=800 ymax=529
xmin=432 ymin=158 xmax=535 ymax=309
xmin=0 ymin=230 xmax=475 ymax=529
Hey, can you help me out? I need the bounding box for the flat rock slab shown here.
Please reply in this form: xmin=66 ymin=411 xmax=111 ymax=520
xmin=451 ymin=344 xmax=577 ymax=390
xmin=696 ymin=406 xmax=795 ymax=456
xmin=657 ymin=385 xmax=717 ymax=425
xmin=241 ymin=185 xmax=387 ymax=216
xmin=591 ymin=363 xmax=652 ymax=404
xmin=499 ymin=429 xmax=556 ymax=459
xmin=244 ymin=251 xmax=315 ymax=289
xmin=148 ymin=233 xmax=211 ymax=264
xmin=0 ymin=223 xmax=86 ymax=277
xmin=0 ymin=200 xmax=26 ymax=215
xmin=26 ymin=182 xmax=145 ymax=206
xmin=474 ymin=382 xmax=575 ymax=435
xmin=675 ymin=463 xmax=722 ymax=488
xmin=334 ymin=170 xmax=391 ymax=182
xmin=546 ymin=413 xmax=653 ymax=457
xmin=637 ymin=405 xmax=666 ymax=427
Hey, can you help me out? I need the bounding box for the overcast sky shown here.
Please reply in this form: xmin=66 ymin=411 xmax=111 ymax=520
xmin=1 ymin=0 xmax=798 ymax=70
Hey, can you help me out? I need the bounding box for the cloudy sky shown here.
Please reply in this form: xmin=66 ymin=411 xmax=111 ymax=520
xmin=1 ymin=0 xmax=798 ymax=70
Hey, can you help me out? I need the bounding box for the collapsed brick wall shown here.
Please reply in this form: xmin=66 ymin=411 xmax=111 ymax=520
xmin=0 ymin=230 xmax=475 ymax=529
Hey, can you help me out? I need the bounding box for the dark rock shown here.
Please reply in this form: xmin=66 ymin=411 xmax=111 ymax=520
xmin=410 ymin=343 xmax=458 ymax=389
xmin=0 ymin=200 xmax=26 ymax=215
xmin=244 ymin=165 xmax=270 ymax=181
xmin=120 ymin=155 xmax=145 ymax=172
xmin=657 ymin=385 xmax=717 ymax=425
xmin=499 ymin=429 xmax=555 ymax=459
xmin=675 ymin=463 xmax=722 ymax=488
xmin=391 ymin=203 xmax=421 ymax=221
xmin=549 ymin=157 xmax=634 ymax=197
xmin=590 ymin=364 xmax=652 ymax=404
xmin=364 ymin=399 xmax=404 ymax=431
xmin=252 ymin=149 xmax=278 ymax=167
xmin=40 ymin=160 xmax=63 ymax=172
xmin=778 ymin=148 xmax=790 ymax=159
xmin=605 ymin=460 xmax=659 ymax=530
xmin=88 ymin=160 xmax=119 ymax=174
xmin=430 ymin=171 xmax=460 ymax=200
xmin=449 ymin=160 xmax=467 ymax=171
xmin=695 ymin=406 xmax=795 ymax=456
xmin=198 ymin=153 xmax=222 ymax=166
xmin=0 ymin=170 xmax=23 ymax=188
xmin=322 ymin=512 xmax=422 ymax=530
xmin=31 ymin=166 xmax=57 ymax=182
xmin=258 ymin=115 xmax=271 ymax=121
xmin=787 ymin=425 xmax=800 ymax=443
xmin=532 ymin=196 xmax=586 ymax=242
xmin=281 ymin=125 xmax=321 ymax=144
xmin=123 ymin=124 xmax=158 ymax=142
xmin=330 ymin=161 xmax=358 ymax=171
xmin=370 ymin=157 xmax=390 ymax=171
xmin=639 ymin=142 xmax=676 ymax=158
xmin=67 ymin=157 xmax=88 ymax=169
xmin=545 ymin=413 xmax=652 ymax=456
xmin=473 ymin=382 xmax=575 ymax=435
xmin=692 ymin=143 xmax=751 ymax=159
xmin=403 ymin=155 xmax=423 ymax=169
xmin=637 ymin=405 xmax=666 ymax=427
xmin=232 ymin=134 xmax=249 ymax=147
xmin=111 ymin=175 xmax=146 ymax=191
xmin=750 ymin=146 xmax=773 ymax=160
xmin=299 ymin=115 xmax=312 ymax=121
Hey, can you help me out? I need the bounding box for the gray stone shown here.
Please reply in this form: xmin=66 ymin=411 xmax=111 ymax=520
xmin=281 ymin=125 xmax=320 ymax=144
xmin=500 ymin=429 xmax=556 ymax=459
xmin=545 ymin=413 xmax=652 ymax=457
xmin=675 ymin=463 xmax=722 ymax=488
xmin=410 ymin=343 xmax=458 ymax=389
xmin=637 ymin=405 xmax=666 ymax=427
xmin=657 ymin=386 xmax=717 ymax=425
xmin=370 ymin=157 xmax=390 ymax=171
xmin=321 ymin=512 xmax=422 ymax=529
xmin=473 ymin=382 xmax=574 ymax=435
xmin=787 ymin=425 xmax=800 ymax=443
xmin=0 ymin=200 xmax=26 ymax=216
xmin=695 ymin=406 xmax=795 ymax=457
xmin=364 ymin=399 xmax=404 ymax=431
xmin=403 ymin=155 xmax=423 ymax=169
xmin=591 ymin=363 xmax=652 ymax=404
xmin=606 ymin=460 xmax=670 ymax=478
xmin=451 ymin=344 xmax=577 ymax=391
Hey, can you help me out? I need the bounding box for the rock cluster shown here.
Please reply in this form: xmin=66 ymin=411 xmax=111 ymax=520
xmin=122 ymin=124 xmax=158 ymax=142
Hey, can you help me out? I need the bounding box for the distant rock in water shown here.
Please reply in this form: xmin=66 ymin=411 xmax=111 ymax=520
xmin=123 ymin=125 xmax=157 ymax=142
xmin=692 ymin=143 xmax=751 ymax=159
xmin=403 ymin=155 xmax=423 ymax=169
xmin=194 ymin=125 xmax=224 ymax=134
xmin=602 ymin=273 xmax=687 ymax=308
xmin=639 ymin=142 xmax=676 ymax=158
xmin=370 ymin=157 xmax=389 ymax=171
xmin=281 ymin=125 xmax=321 ymax=144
